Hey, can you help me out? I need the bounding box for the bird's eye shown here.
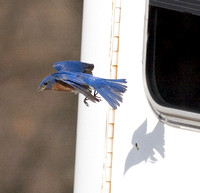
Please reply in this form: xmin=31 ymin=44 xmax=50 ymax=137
xmin=44 ymin=82 xmax=48 ymax=85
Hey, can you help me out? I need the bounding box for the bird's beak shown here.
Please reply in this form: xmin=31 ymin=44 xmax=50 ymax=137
xmin=37 ymin=86 xmax=46 ymax=92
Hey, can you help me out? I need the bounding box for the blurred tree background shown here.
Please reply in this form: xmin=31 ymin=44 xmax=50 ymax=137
xmin=0 ymin=0 xmax=82 ymax=192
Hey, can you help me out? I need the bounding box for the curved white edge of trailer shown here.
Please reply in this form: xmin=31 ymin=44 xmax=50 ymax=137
xmin=73 ymin=1 xmax=112 ymax=193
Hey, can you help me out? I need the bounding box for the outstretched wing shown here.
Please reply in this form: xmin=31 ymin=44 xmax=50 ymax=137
xmin=53 ymin=61 xmax=94 ymax=75
xmin=52 ymin=72 xmax=99 ymax=103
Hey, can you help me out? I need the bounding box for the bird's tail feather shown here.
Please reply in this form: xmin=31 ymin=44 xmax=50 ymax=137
xmin=95 ymin=79 xmax=127 ymax=109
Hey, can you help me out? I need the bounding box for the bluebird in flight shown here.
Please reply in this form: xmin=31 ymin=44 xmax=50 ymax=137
xmin=38 ymin=61 xmax=127 ymax=109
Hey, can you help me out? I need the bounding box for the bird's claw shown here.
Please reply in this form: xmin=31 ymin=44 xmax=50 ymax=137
xmin=94 ymin=91 xmax=101 ymax=102
xmin=83 ymin=91 xmax=101 ymax=107
xmin=84 ymin=97 xmax=89 ymax=106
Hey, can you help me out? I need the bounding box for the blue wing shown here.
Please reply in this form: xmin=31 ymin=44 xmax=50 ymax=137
xmin=53 ymin=61 xmax=94 ymax=74
xmin=52 ymin=72 xmax=127 ymax=109
xmin=52 ymin=72 xmax=99 ymax=103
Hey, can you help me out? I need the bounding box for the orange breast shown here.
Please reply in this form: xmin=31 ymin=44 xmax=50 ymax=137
xmin=52 ymin=82 xmax=74 ymax=92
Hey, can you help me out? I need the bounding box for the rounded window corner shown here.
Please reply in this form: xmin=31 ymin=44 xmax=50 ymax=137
xmin=143 ymin=2 xmax=200 ymax=130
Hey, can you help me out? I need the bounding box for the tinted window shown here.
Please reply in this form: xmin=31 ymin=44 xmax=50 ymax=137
xmin=146 ymin=6 xmax=200 ymax=113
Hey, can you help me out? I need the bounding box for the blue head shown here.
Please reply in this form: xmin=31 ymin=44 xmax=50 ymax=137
xmin=38 ymin=75 xmax=56 ymax=92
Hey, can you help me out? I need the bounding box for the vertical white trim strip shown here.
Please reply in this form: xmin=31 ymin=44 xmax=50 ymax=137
xmin=101 ymin=1 xmax=122 ymax=193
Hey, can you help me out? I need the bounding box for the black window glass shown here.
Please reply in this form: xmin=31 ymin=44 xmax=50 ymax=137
xmin=146 ymin=6 xmax=200 ymax=113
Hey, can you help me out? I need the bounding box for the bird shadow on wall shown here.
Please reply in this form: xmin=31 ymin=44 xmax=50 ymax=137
xmin=124 ymin=119 xmax=165 ymax=174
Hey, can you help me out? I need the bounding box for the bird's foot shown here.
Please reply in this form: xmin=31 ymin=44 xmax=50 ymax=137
xmin=84 ymin=97 xmax=89 ymax=106
xmin=94 ymin=91 xmax=101 ymax=102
